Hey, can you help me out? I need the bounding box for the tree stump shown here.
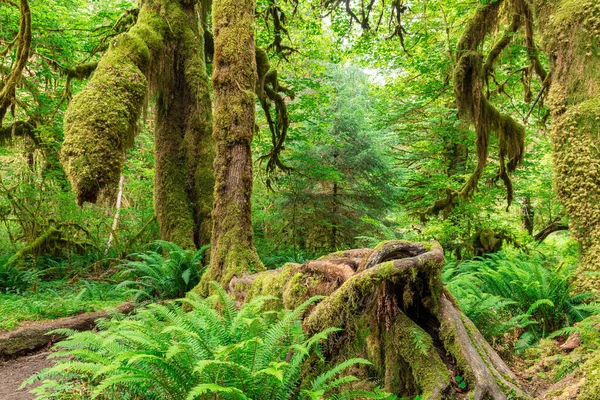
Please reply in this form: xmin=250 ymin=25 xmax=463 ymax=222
xmin=229 ymin=241 xmax=529 ymax=400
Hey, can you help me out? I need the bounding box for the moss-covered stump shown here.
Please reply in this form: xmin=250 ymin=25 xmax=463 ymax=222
xmin=230 ymin=241 xmax=529 ymax=399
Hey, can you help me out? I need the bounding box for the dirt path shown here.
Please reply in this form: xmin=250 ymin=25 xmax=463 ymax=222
xmin=0 ymin=352 xmax=53 ymax=400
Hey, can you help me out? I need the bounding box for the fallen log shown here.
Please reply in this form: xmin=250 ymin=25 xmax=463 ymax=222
xmin=0 ymin=302 xmax=134 ymax=360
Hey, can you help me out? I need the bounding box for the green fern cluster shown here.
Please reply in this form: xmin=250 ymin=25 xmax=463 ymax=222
xmin=443 ymin=251 xmax=600 ymax=349
xmin=26 ymin=282 xmax=393 ymax=400
xmin=116 ymin=240 xmax=208 ymax=302
xmin=0 ymin=260 xmax=39 ymax=294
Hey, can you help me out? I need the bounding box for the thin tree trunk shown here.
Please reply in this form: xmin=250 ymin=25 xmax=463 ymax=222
xmin=196 ymin=0 xmax=264 ymax=294
xmin=107 ymin=175 xmax=125 ymax=249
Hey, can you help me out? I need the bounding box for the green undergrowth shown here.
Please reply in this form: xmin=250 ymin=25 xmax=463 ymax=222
xmin=443 ymin=250 xmax=600 ymax=355
xmin=26 ymin=282 xmax=393 ymax=400
xmin=0 ymin=280 xmax=129 ymax=332
xmin=522 ymin=315 xmax=600 ymax=398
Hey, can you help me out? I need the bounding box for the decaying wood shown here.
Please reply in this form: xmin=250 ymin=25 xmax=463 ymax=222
xmin=0 ymin=302 xmax=134 ymax=361
xmin=229 ymin=241 xmax=529 ymax=399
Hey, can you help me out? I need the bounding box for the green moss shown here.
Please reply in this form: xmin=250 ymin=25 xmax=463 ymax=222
xmin=538 ymin=0 xmax=600 ymax=292
xmin=61 ymin=1 xmax=170 ymax=204
xmin=197 ymin=0 xmax=262 ymax=291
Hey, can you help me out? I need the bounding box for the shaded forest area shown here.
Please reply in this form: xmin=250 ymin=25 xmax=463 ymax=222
xmin=0 ymin=0 xmax=599 ymax=399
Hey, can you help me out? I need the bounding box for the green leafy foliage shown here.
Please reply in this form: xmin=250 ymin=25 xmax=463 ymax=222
xmin=27 ymin=283 xmax=393 ymax=400
xmin=444 ymin=251 xmax=600 ymax=351
xmin=254 ymin=64 xmax=399 ymax=257
xmin=117 ymin=241 xmax=209 ymax=302
xmin=0 ymin=259 xmax=38 ymax=294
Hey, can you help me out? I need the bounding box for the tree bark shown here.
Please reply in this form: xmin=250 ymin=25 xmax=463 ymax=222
xmin=534 ymin=0 xmax=600 ymax=292
xmin=61 ymin=0 xmax=214 ymax=249
xmin=228 ymin=241 xmax=529 ymax=400
xmin=534 ymin=221 xmax=568 ymax=243
xmin=196 ymin=0 xmax=264 ymax=294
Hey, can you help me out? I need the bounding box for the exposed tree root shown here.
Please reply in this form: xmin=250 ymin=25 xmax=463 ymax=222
xmin=229 ymin=241 xmax=529 ymax=399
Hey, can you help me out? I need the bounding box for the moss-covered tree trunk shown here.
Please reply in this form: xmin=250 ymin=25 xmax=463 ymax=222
xmin=153 ymin=2 xmax=214 ymax=249
xmin=60 ymin=0 xmax=214 ymax=249
xmin=196 ymin=0 xmax=264 ymax=293
xmin=229 ymin=241 xmax=529 ymax=400
xmin=534 ymin=0 xmax=600 ymax=292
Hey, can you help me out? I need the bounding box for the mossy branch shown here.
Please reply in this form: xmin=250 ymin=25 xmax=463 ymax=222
xmin=60 ymin=1 xmax=167 ymax=204
xmin=0 ymin=0 xmax=32 ymax=126
xmin=255 ymin=48 xmax=294 ymax=188
xmin=423 ymin=0 xmax=526 ymax=218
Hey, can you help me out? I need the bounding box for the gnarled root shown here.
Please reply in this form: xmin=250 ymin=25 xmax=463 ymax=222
xmin=229 ymin=241 xmax=529 ymax=399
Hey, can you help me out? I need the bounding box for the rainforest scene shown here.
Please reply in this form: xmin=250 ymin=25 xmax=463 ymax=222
xmin=0 ymin=0 xmax=599 ymax=399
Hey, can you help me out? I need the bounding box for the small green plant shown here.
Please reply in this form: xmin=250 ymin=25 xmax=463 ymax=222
xmin=27 ymin=282 xmax=393 ymax=400
xmin=0 ymin=261 xmax=38 ymax=294
xmin=455 ymin=375 xmax=467 ymax=390
xmin=409 ymin=327 xmax=431 ymax=356
xmin=117 ymin=240 xmax=209 ymax=301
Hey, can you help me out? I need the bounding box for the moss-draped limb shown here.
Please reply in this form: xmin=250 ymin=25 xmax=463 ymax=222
xmin=0 ymin=0 xmax=31 ymax=126
xmin=61 ymin=1 xmax=165 ymax=204
xmin=61 ymin=0 xmax=214 ymax=248
xmin=228 ymin=241 xmax=529 ymax=399
xmin=0 ymin=120 xmax=35 ymax=145
xmin=423 ymin=0 xmax=526 ymax=218
xmin=535 ymin=0 xmax=600 ymax=291
xmin=196 ymin=0 xmax=263 ymax=293
xmin=255 ymin=48 xmax=294 ymax=186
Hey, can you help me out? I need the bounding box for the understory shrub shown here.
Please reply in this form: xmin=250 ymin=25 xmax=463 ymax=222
xmin=116 ymin=240 xmax=208 ymax=302
xmin=27 ymin=283 xmax=392 ymax=400
xmin=0 ymin=260 xmax=38 ymax=294
xmin=443 ymin=251 xmax=600 ymax=352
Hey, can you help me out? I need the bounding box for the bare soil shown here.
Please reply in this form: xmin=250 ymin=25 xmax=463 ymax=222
xmin=0 ymin=352 xmax=53 ymax=400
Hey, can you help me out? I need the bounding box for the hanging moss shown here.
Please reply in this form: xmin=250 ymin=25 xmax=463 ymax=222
xmin=255 ymin=48 xmax=293 ymax=184
xmin=424 ymin=0 xmax=526 ymax=218
xmin=61 ymin=0 xmax=214 ymax=250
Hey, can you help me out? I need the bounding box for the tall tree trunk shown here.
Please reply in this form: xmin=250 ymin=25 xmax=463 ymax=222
xmin=196 ymin=0 xmax=264 ymax=293
xmin=61 ymin=0 xmax=214 ymax=249
xmin=534 ymin=0 xmax=600 ymax=292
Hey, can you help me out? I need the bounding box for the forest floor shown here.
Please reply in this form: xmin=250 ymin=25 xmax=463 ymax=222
xmin=0 ymin=351 xmax=53 ymax=400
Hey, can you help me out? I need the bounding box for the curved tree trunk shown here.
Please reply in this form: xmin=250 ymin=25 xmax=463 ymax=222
xmin=196 ymin=0 xmax=264 ymax=294
xmin=60 ymin=0 xmax=214 ymax=249
xmin=229 ymin=241 xmax=529 ymax=400
xmin=534 ymin=0 xmax=600 ymax=292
